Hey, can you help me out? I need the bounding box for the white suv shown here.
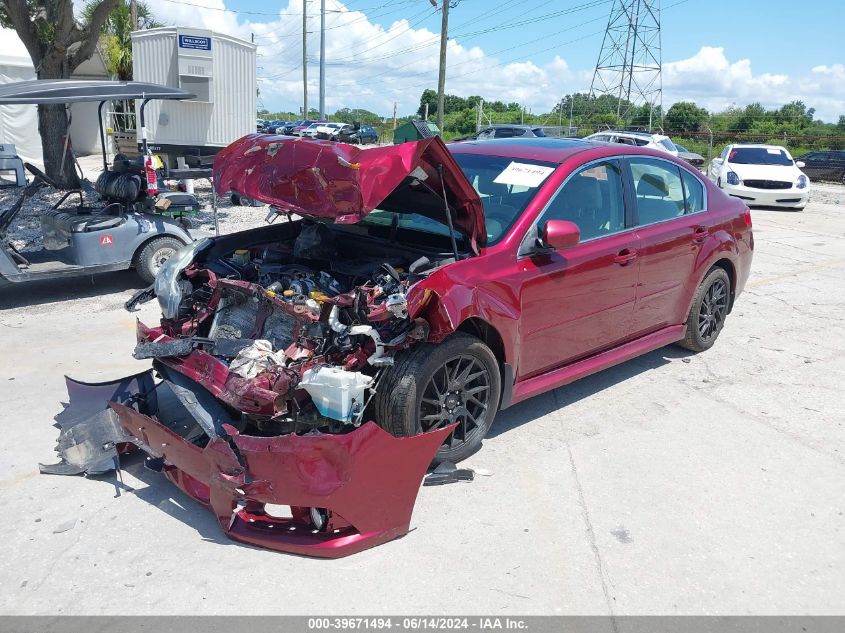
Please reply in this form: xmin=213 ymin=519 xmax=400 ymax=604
xmin=585 ymin=130 xmax=679 ymax=157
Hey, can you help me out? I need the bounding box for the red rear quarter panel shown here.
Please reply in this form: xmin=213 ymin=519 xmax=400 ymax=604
xmin=692 ymin=178 xmax=754 ymax=307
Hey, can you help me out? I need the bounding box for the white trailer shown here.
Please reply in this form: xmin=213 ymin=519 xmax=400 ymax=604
xmin=130 ymin=27 xmax=256 ymax=168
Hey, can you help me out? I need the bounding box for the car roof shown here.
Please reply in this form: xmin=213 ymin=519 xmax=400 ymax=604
xmin=596 ymin=130 xmax=664 ymax=139
xmin=448 ymin=137 xmax=599 ymax=163
xmin=485 ymin=124 xmax=541 ymax=129
xmin=0 ymin=79 xmax=194 ymax=104
xmin=447 ymin=136 xmax=693 ymax=166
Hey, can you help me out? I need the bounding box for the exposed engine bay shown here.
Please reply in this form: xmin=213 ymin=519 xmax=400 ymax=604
xmin=135 ymin=218 xmax=452 ymax=441
xmin=40 ymin=136 xmax=482 ymax=558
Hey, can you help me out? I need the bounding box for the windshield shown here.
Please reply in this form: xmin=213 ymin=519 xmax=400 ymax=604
xmin=453 ymin=152 xmax=557 ymax=244
xmin=357 ymin=153 xmax=556 ymax=246
xmin=729 ymin=147 xmax=793 ymax=166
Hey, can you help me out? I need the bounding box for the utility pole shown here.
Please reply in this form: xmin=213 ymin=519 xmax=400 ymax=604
xmin=130 ymin=0 xmax=138 ymax=30
xmin=423 ymin=103 xmax=429 ymax=121
xmin=319 ymin=0 xmax=326 ymax=119
xmin=476 ymin=98 xmax=482 ymax=132
xmin=432 ymin=0 xmax=451 ymax=133
xmin=302 ymin=0 xmax=308 ymax=118
xmin=392 ymin=102 xmax=397 ymax=130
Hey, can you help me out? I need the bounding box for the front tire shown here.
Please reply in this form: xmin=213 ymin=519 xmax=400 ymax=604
xmin=677 ymin=267 xmax=731 ymax=352
xmin=373 ymin=332 xmax=501 ymax=465
xmin=134 ymin=236 xmax=183 ymax=284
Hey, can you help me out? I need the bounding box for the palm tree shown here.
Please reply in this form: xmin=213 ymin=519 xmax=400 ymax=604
xmin=84 ymin=0 xmax=163 ymax=80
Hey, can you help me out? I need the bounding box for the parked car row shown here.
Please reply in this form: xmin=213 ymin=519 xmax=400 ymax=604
xmin=256 ymin=118 xmax=379 ymax=145
xmin=793 ymin=150 xmax=845 ymax=184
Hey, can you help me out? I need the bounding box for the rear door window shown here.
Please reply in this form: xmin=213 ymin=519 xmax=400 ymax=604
xmin=680 ymin=169 xmax=705 ymax=213
xmin=629 ymin=158 xmax=686 ymax=225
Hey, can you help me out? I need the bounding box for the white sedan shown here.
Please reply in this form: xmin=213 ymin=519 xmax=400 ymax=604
xmin=707 ymin=144 xmax=809 ymax=210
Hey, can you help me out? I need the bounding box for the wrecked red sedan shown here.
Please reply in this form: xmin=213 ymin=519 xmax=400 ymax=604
xmin=43 ymin=135 xmax=753 ymax=557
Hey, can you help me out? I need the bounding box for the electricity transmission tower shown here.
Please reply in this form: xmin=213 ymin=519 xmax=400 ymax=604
xmin=588 ymin=0 xmax=662 ymax=129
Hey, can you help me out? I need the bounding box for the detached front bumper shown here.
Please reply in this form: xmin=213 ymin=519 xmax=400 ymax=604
xmin=723 ymin=183 xmax=809 ymax=208
xmin=42 ymin=371 xmax=452 ymax=558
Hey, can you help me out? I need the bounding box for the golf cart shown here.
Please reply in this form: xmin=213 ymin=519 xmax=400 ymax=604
xmin=0 ymin=80 xmax=208 ymax=286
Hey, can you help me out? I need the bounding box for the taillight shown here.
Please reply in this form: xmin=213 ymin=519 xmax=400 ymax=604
xmin=742 ymin=208 xmax=752 ymax=228
xmin=144 ymin=156 xmax=158 ymax=196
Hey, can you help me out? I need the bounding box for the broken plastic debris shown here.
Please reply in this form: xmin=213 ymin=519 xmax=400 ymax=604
xmin=423 ymin=461 xmax=474 ymax=486
xmin=53 ymin=518 xmax=78 ymax=534
xmin=228 ymin=339 xmax=286 ymax=379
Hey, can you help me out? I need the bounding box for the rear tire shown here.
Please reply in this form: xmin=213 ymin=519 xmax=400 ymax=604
xmin=372 ymin=332 xmax=501 ymax=465
xmin=676 ymin=267 xmax=731 ymax=352
xmin=135 ymin=236 xmax=183 ymax=284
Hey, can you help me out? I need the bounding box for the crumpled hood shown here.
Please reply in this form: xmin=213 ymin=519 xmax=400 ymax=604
xmin=213 ymin=135 xmax=486 ymax=250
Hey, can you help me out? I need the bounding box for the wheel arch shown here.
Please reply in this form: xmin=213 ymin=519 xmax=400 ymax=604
xmin=457 ymin=317 xmax=513 ymax=410
xmin=710 ymin=257 xmax=737 ymax=312
xmin=130 ymin=232 xmax=189 ymax=268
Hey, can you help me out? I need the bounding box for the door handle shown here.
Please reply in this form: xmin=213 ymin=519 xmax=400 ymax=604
xmin=693 ymin=226 xmax=709 ymax=243
xmin=613 ymin=248 xmax=637 ymax=266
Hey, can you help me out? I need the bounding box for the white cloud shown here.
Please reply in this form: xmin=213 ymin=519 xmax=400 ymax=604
xmin=136 ymin=2 xmax=845 ymax=121
xmin=663 ymin=46 xmax=845 ymax=121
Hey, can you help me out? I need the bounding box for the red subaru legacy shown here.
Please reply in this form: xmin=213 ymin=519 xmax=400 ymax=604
xmin=45 ymin=136 xmax=753 ymax=557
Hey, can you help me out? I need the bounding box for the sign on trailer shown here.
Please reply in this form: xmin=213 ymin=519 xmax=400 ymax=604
xmin=179 ymin=35 xmax=211 ymax=51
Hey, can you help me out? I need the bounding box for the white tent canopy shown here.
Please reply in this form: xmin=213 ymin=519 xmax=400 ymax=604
xmin=0 ymin=49 xmax=43 ymax=167
xmin=0 ymin=28 xmax=111 ymax=168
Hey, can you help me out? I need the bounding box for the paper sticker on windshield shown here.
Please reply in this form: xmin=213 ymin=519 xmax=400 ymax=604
xmin=767 ymin=148 xmax=782 ymax=155
xmin=494 ymin=162 xmax=555 ymax=188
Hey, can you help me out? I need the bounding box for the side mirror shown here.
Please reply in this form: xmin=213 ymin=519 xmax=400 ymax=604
xmin=539 ymin=219 xmax=580 ymax=250
xmin=795 ymin=161 xmax=806 ymax=169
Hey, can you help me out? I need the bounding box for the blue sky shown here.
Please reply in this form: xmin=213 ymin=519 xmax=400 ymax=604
xmin=145 ymin=0 xmax=845 ymax=120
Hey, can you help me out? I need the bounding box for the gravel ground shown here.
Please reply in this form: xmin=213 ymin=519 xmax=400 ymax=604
xmin=0 ymin=178 xmax=843 ymax=616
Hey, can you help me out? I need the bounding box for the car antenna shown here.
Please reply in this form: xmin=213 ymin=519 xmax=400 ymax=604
xmin=437 ymin=164 xmax=460 ymax=261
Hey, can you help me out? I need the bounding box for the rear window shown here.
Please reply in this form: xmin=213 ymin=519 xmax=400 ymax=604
xmin=659 ymin=138 xmax=678 ymax=152
xmin=729 ymin=147 xmax=793 ymax=166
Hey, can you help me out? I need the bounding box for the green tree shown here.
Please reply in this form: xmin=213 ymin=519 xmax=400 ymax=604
xmin=83 ymin=0 xmax=162 ymax=80
xmin=665 ymin=101 xmax=709 ymax=133
xmin=417 ymin=88 xmax=437 ymax=118
xmin=0 ymin=0 xmax=120 ymax=187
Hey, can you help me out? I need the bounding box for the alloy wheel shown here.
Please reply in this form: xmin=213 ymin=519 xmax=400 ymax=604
xmin=418 ymin=355 xmax=491 ymax=450
xmin=698 ymin=277 xmax=728 ymax=341
xmin=150 ymin=247 xmax=176 ymax=275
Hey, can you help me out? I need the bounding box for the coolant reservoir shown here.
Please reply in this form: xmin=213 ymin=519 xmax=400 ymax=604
xmin=299 ymin=365 xmax=374 ymax=424
xmin=232 ymin=249 xmax=250 ymax=266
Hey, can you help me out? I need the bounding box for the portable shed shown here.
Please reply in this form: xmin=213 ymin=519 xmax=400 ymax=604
xmin=131 ymin=27 xmax=256 ymax=167
xmin=393 ymin=120 xmax=440 ymax=144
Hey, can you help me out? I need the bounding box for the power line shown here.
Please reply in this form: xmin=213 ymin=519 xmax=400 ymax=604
xmin=325 ymin=0 xmax=611 ymax=67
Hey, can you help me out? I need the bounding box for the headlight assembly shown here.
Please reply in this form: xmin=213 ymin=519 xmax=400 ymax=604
xmin=154 ymin=238 xmax=210 ymax=320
